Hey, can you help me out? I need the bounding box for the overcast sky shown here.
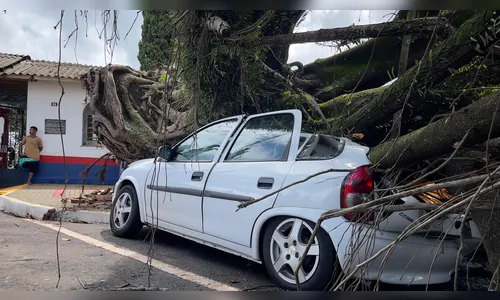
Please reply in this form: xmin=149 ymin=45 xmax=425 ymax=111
xmin=0 ymin=10 xmax=395 ymax=70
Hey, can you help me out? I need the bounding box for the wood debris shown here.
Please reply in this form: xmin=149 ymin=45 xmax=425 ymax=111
xmin=70 ymin=187 xmax=114 ymax=210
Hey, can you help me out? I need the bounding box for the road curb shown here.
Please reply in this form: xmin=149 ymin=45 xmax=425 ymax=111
xmin=0 ymin=194 xmax=109 ymax=224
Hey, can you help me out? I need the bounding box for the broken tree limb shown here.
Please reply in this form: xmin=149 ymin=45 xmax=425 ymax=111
xmin=206 ymin=16 xmax=231 ymax=37
xmin=257 ymin=58 xmax=329 ymax=127
xmin=334 ymin=10 xmax=500 ymax=143
xmin=79 ymin=152 xmax=113 ymax=204
xmin=243 ymin=17 xmax=451 ymax=47
xmin=369 ymin=90 xmax=500 ymax=170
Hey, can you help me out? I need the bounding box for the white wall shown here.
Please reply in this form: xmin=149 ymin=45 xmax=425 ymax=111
xmin=26 ymin=79 xmax=109 ymax=158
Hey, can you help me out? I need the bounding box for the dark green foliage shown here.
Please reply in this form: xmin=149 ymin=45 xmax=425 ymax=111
xmin=137 ymin=10 xmax=175 ymax=71
xmin=136 ymin=10 xmax=306 ymax=129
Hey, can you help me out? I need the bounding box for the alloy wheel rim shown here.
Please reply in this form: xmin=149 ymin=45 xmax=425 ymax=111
xmin=269 ymin=218 xmax=320 ymax=284
xmin=113 ymin=192 xmax=132 ymax=229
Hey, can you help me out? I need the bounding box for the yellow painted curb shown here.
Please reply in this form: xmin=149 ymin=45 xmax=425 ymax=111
xmin=0 ymin=184 xmax=28 ymax=196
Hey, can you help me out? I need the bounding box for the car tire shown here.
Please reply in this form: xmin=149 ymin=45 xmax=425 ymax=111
xmin=110 ymin=184 xmax=143 ymax=238
xmin=261 ymin=216 xmax=340 ymax=291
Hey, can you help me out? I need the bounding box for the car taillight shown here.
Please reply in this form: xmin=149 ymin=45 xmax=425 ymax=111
xmin=340 ymin=164 xmax=374 ymax=223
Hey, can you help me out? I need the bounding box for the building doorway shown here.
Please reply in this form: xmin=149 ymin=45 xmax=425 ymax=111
xmin=0 ymin=78 xmax=28 ymax=187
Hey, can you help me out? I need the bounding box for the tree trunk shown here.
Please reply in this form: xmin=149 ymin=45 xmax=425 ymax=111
xmin=318 ymin=53 xmax=500 ymax=122
xmin=369 ymin=90 xmax=500 ymax=170
xmin=470 ymin=198 xmax=500 ymax=291
xmin=319 ymin=86 xmax=386 ymax=118
xmin=438 ymin=151 xmax=500 ymax=291
xmin=299 ymin=36 xmax=431 ymax=102
xmin=83 ymin=65 xmax=190 ymax=163
xmin=295 ymin=10 xmax=477 ymax=103
xmin=335 ymin=10 xmax=500 ymax=145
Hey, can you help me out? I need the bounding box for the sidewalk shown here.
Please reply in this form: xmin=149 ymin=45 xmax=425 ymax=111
xmin=0 ymin=184 xmax=114 ymax=224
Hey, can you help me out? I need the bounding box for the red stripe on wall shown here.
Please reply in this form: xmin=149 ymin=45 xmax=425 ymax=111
xmin=39 ymin=155 xmax=120 ymax=166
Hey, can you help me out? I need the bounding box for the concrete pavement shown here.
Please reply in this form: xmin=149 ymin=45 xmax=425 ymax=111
xmin=0 ymin=184 xmax=112 ymax=223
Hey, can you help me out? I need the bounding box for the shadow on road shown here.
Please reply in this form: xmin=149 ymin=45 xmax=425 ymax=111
xmin=98 ymin=226 xmax=280 ymax=291
xmin=95 ymin=225 xmax=492 ymax=291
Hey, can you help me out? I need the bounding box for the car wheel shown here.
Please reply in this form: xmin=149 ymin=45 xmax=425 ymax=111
xmin=110 ymin=184 xmax=143 ymax=238
xmin=262 ymin=217 xmax=339 ymax=291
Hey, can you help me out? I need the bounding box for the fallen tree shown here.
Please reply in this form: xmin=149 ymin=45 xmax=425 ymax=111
xmin=332 ymin=10 xmax=500 ymax=145
xmin=369 ymin=89 xmax=500 ymax=169
xmin=75 ymin=9 xmax=500 ymax=290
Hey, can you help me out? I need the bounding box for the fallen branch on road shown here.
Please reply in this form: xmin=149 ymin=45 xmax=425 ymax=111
xmin=77 ymin=152 xmax=113 ymax=206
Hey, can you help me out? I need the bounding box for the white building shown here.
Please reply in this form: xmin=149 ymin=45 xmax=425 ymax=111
xmin=0 ymin=53 xmax=120 ymax=186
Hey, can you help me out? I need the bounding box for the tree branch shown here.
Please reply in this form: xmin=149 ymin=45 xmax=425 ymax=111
xmin=257 ymin=58 xmax=330 ymax=128
xmin=334 ymin=10 xmax=500 ymax=143
xmin=244 ymin=17 xmax=450 ymax=47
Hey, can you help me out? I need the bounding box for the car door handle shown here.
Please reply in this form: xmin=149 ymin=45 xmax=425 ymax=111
xmin=257 ymin=177 xmax=274 ymax=189
xmin=191 ymin=171 xmax=204 ymax=181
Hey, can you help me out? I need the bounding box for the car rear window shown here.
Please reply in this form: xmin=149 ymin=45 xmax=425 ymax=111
xmin=296 ymin=133 xmax=344 ymax=160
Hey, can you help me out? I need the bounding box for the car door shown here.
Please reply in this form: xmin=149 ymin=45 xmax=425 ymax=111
xmin=202 ymin=110 xmax=302 ymax=247
xmin=146 ymin=115 xmax=243 ymax=232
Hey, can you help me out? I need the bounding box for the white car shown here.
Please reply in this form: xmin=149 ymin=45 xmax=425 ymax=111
xmin=109 ymin=109 xmax=481 ymax=291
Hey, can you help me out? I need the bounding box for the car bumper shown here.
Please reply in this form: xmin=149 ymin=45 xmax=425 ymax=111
xmin=328 ymin=223 xmax=475 ymax=285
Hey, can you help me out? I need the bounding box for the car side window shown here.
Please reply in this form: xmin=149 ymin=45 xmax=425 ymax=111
xmin=225 ymin=113 xmax=295 ymax=162
xmin=172 ymin=119 xmax=238 ymax=162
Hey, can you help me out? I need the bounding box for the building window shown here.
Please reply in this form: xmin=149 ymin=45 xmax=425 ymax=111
xmin=82 ymin=103 xmax=98 ymax=146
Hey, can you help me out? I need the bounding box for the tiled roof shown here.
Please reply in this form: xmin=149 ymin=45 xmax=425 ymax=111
xmin=0 ymin=53 xmax=100 ymax=80
xmin=0 ymin=53 xmax=30 ymax=71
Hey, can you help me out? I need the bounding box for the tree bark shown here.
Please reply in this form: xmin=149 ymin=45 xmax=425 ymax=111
xmin=298 ymin=36 xmax=431 ymax=102
xmin=334 ymin=10 xmax=500 ymax=145
xmin=369 ymin=90 xmax=500 ymax=170
xmin=295 ymin=10 xmax=478 ymax=103
xmin=319 ymin=86 xmax=386 ymax=119
xmin=83 ymin=65 xmax=190 ymax=163
xmin=470 ymin=194 xmax=500 ymax=291
xmin=244 ymin=17 xmax=450 ymax=47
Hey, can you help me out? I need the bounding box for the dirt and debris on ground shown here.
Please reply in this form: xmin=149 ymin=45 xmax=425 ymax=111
xmin=68 ymin=187 xmax=113 ymax=210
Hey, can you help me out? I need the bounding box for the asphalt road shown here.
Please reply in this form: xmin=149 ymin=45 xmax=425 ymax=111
xmin=0 ymin=212 xmax=278 ymax=291
xmin=0 ymin=212 xmax=493 ymax=291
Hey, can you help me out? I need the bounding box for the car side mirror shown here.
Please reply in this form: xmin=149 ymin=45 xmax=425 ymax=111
xmin=157 ymin=146 xmax=173 ymax=161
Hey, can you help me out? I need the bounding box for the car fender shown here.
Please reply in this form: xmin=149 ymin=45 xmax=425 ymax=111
xmin=250 ymin=206 xmax=346 ymax=260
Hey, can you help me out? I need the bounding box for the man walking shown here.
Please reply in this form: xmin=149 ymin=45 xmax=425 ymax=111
xmin=18 ymin=126 xmax=43 ymax=185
